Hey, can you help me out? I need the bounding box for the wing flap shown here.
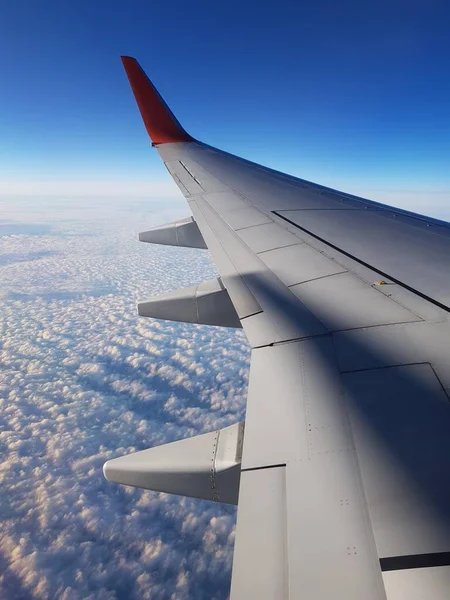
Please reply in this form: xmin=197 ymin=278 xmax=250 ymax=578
xmin=230 ymin=467 xmax=288 ymax=600
xmin=231 ymin=338 xmax=386 ymax=599
xmin=285 ymin=457 xmax=385 ymax=599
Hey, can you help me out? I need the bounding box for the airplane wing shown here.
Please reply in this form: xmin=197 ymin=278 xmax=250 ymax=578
xmin=104 ymin=57 xmax=450 ymax=599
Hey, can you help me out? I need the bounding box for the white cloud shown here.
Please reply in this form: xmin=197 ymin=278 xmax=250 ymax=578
xmin=0 ymin=197 xmax=250 ymax=599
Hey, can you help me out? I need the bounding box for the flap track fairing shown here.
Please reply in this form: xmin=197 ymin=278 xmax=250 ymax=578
xmin=103 ymin=422 xmax=244 ymax=504
xmin=139 ymin=216 xmax=207 ymax=249
xmin=138 ymin=278 xmax=242 ymax=328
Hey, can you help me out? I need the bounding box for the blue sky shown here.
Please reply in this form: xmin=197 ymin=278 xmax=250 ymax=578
xmin=1 ymin=4 xmax=450 ymax=598
xmin=1 ymin=0 xmax=450 ymax=212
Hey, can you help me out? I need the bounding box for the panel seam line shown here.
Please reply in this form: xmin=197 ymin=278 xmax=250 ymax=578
xmin=273 ymin=211 xmax=450 ymax=314
xmin=241 ymin=463 xmax=286 ymax=473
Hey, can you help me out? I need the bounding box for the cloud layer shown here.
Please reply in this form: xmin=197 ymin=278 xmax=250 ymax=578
xmin=0 ymin=196 xmax=250 ymax=599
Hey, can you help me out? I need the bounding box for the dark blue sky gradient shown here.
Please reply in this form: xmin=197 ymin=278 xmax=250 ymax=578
xmin=1 ymin=0 xmax=449 ymax=197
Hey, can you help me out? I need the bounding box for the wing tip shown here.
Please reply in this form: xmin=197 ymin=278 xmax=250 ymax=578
xmin=121 ymin=56 xmax=193 ymax=145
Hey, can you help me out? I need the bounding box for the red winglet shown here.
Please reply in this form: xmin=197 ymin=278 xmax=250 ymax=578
xmin=121 ymin=56 xmax=193 ymax=145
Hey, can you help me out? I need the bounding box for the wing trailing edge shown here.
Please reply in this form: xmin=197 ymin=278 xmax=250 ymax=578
xmin=121 ymin=56 xmax=193 ymax=145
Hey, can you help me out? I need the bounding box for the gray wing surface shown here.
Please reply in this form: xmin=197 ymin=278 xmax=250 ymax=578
xmin=105 ymin=57 xmax=450 ymax=599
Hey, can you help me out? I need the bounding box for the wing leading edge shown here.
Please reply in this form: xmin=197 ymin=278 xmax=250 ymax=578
xmin=104 ymin=57 xmax=450 ymax=600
